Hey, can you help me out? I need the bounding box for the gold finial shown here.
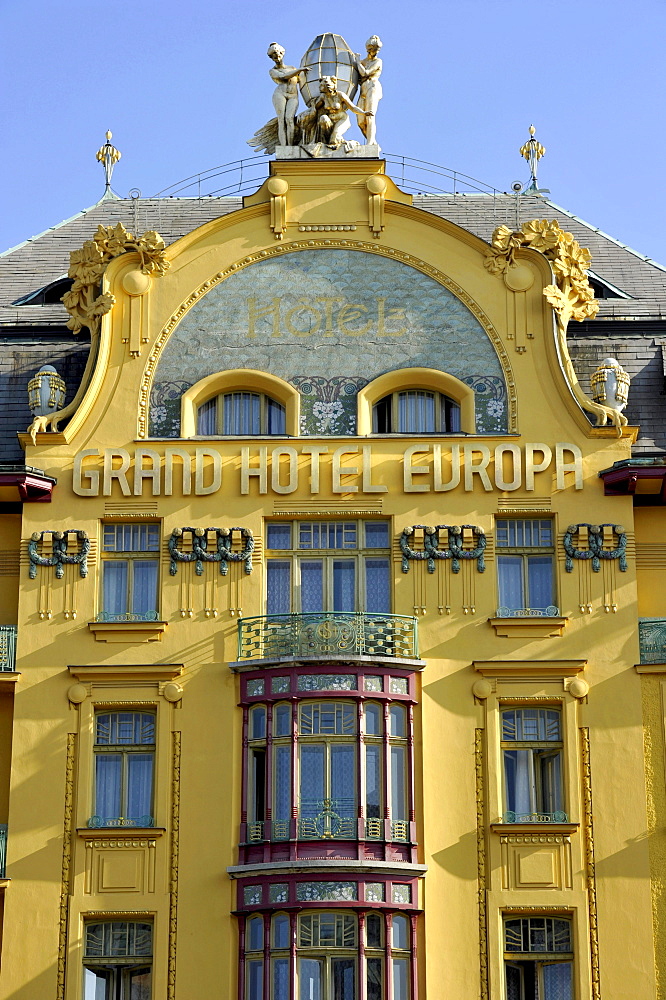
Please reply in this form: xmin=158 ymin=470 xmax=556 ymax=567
xmin=520 ymin=125 xmax=546 ymax=192
xmin=96 ymin=130 xmax=121 ymax=197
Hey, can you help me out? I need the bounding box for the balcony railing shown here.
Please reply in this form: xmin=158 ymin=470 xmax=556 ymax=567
xmin=639 ymin=618 xmax=666 ymax=664
xmin=503 ymin=811 xmax=569 ymax=824
xmin=87 ymin=815 xmax=155 ymax=829
xmin=0 ymin=626 xmax=17 ymax=672
xmin=496 ymin=606 xmax=560 ymax=618
xmin=237 ymin=612 xmax=419 ymax=661
xmin=94 ymin=612 xmax=159 ymax=623
xmin=246 ymin=813 xmax=410 ymax=843
xmin=0 ymin=824 xmax=6 ymax=877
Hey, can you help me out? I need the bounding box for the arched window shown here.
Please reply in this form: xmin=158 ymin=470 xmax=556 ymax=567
xmin=357 ymin=367 xmax=475 ymax=435
xmin=197 ymin=391 xmax=286 ymax=435
xmin=372 ymin=389 xmax=461 ymax=433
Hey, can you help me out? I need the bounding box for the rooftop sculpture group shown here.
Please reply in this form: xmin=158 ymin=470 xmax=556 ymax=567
xmin=249 ymin=32 xmax=383 ymax=159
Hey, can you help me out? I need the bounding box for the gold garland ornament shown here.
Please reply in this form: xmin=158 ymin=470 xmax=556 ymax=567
xmin=28 ymin=224 xmax=169 ymax=441
xmin=484 ymin=219 xmax=627 ymax=434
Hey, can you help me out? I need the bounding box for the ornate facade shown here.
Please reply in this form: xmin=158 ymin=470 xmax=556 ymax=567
xmin=0 ymin=149 xmax=664 ymax=999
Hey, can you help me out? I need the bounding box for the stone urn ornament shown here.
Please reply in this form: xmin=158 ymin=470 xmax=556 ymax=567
xmin=27 ymin=364 xmax=66 ymax=419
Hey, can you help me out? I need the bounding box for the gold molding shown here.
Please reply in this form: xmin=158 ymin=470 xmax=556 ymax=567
xmin=635 ymin=663 xmax=666 ymax=674
xmin=56 ymin=733 xmax=75 ymax=1000
xmin=475 ymin=728 xmax=488 ymax=1000
xmin=488 ymin=617 xmax=568 ymax=637
xmin=168 ymin=731 xmax=181 ymax=1000
xmin=138 ymin=240 xmax=517 ymax=439
xmin=581 ymin=726 xmax=601 ymax=1000
xmin=502 ymin=905 xmax=572 ymax=913
xmin=491 ymin=823 xmax=578 ymax=835
xmin=474 ymin=660 xmax=586 ymax=678
xmin=77 ymin=828 xmax=165 ymax=840
xmin=69 ymin=663 xmax=182 ymax=683
xmin=88 ymin=620 xmax=168 ymax=643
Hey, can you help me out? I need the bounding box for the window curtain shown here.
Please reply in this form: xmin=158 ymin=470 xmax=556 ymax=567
xmin=542 ymin=962 xmax=573 ymax=1000
xmin=503 ymin=750 xmax=533 ymax=815
xmin=272 ymin=959 xmax=289 ymax=1000
xmin=365 ymin=558 xmax=390 ymax=614
xmin=274 ymin=746 xmax=291 ymax=821
xmin=103 ymin=562 xmax=128 ymax=615
xmin=132 ymin=561 xmax=158 ymax=615
xmin=246 ymin=960 xmax=263 ymax=1000
xmin=497 ymin=556 xmax=524 ymax=610
xmin=95 ymin=755 xmax=122 ymax=820
xmin=300 ymin=561 xmax=324 ymax=613
xmin=299 ymin=959 xmax=322 ymax=1000
xmin=398 ymin=391 xmax=435 ymax=433
xmin=332 ymin=561 xmax=355 ymax=612
xmin=527 ymin=555 xmax=554 ymax=609
xmin=331 ymin=744 xmax=355 ymax=819
xmin=267 ymin=561 xmax=291 ymax=615
xmin=224 ymin=393 xmax=260 ymax=434
xmin=197 ymin=398 xmax=216 ymax=435
xmin=390 ymin=746 xmax=407 ymax=821
xmin=300 ymin=744 xmax=325 ymax=817
xmin=365 ymin=745 xmax=381 ymax=818
xmin=392 ymin=959 xmax=409 ymax=1000
xmin=126 ymin=754 xmax=153 ymax=820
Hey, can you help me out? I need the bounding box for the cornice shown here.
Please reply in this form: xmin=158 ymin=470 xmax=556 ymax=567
xmin=227 ymin=860 xmax=428 ymax=879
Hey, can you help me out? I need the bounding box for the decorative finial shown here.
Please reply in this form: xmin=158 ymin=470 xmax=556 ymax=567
xmin=96 ymin=130 xmax=121 ymax=198
xmin=520 ymin=124 xmax=546 ymax=193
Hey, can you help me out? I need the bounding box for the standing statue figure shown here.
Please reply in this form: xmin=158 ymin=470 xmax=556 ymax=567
xmin=267 ymin=42 xmax=302 ymax=147
xmin=354 ymin=35 xmax=383 ymax=146
xmin=299 ymin=76 xmax=367 ymax=149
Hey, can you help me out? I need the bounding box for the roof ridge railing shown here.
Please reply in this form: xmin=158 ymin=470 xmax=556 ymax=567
xmin=151 ymin=153 xmax=505 ymax=201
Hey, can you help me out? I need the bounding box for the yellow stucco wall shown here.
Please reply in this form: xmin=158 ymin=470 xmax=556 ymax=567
xmin=0 ymin=160 xmax=659 ymax=998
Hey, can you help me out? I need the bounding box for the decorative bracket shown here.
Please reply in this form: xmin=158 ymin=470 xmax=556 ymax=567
xmin=169 ymin=527 xmax=254 ymax=576
xmin=563 ymin=523 xmax=627 ymax=573
xmin=366 ymin=175 xmax=387 ymax=237
xmin=28 ymin=529 xmax=90 ymax=579
xmin=267 ymin=177 xmax=289 ymax=239
xmin=400 ymin=524 xmax=486 ymax=573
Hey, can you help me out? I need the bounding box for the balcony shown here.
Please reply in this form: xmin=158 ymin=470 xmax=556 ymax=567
xmin=237 ymin=613 xmax=419 ymax=662
xmin=0 ymin=824 xmax=6 ymax=877
xmin=639 ymin=618 xmax=666 ymax=664
xmin=0 ymin=627 xmax=17 ymax=672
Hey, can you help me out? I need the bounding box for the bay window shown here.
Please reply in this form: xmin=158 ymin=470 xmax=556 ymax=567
xmin=244 ymin=693 xmax=412 ymax=847
xmin=243 ymin=910 xmax=413 ymax=1000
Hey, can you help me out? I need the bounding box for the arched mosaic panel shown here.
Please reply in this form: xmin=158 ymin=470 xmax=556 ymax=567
xmin=149 ymin=249 xmax=509 ymax=436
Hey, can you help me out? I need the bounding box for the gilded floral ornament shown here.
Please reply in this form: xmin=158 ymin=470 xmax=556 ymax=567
xmin=485 ymin=219 xmax=627 ymax=433
xmin=28 ymin=223 xmax=169 ymax=441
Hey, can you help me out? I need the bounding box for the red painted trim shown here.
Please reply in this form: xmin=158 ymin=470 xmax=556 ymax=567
xmin=599 ymin=464 xmax=666 ymax=499
xmin=0 ymin=472 xmax=56 ymax=503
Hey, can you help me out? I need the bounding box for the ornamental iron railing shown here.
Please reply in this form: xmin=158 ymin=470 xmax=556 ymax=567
xmin=639 ymin=618 xmax=666 ymax=665
xmin=496 ymin=607 xmax=560 ymax=618
xmin=246 ymin=815 xmax=409 ymax=843
xmin=87 ymin=815 xmax=155 ymax=829
xmin=94 ymin=612 xmax=160 ymax=623
xmin=0 ymin=626 xmax=17 ymax=671
xmin=0 ymin=824 xmax=6 ymax=877
xmin=503 ymin=811 xmax=568 ymax=824
xmin=237 ymin=612 xmax=419 ymax=660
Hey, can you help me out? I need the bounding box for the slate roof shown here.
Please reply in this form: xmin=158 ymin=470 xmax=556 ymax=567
xmin=1 ymin=187 xmax=664 ymax=458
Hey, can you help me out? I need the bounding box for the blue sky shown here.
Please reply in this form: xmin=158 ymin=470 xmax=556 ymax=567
xmin=2 ymin=0 xmax=665 ymax=264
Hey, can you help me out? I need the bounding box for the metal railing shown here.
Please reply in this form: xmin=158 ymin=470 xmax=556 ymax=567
xmin=151 ymin=153 xmax=504 ymax=201
xmin=87 ymin=815 xmax=154 ymax=829
xmin=0 ymin=824 xmax=6 ymax=877
xmin=503 ymin=811 xmax=568 ymax=824
xmin=246 ymin=814 xmax=409 ymax=843
xmin=237 ymin=612 xmax=419 ymax=661
xmin=0 ymin=627 xmax=17 ymax=671
xmin=496 ymin=607 xmax=560 ymax=618
xmin=94 ymin=612 xmax=159 ymax=623
xmin=639 ymin=618 xmax=666 ymax=664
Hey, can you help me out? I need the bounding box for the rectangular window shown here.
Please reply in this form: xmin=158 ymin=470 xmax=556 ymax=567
xmin=501 ymin=707 xmax=565 ymax=823
xmin=92 ymin=711 xmax=155 ymax=827
xmin=496 ymin=518 xmax=556 ymax=616
xmin=83 ymin=920 xmax=152 ymax=999
xmin=266 ymin=521 xmax=391 ymax=614
xmin=102 ymin=523 xmax=160 ymax=620
xmin=504 ymin=916 xmax=573 ymax=999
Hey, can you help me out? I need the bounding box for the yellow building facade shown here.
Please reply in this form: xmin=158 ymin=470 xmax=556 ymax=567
xmin=0 ymin=155 xmax=663 ymax=999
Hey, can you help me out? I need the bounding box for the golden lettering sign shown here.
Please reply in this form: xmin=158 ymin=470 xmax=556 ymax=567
xmin=72 ymin=443 xmax=583 ymax=497
xmin=247 ymin=297 xmax=407 ymax=338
